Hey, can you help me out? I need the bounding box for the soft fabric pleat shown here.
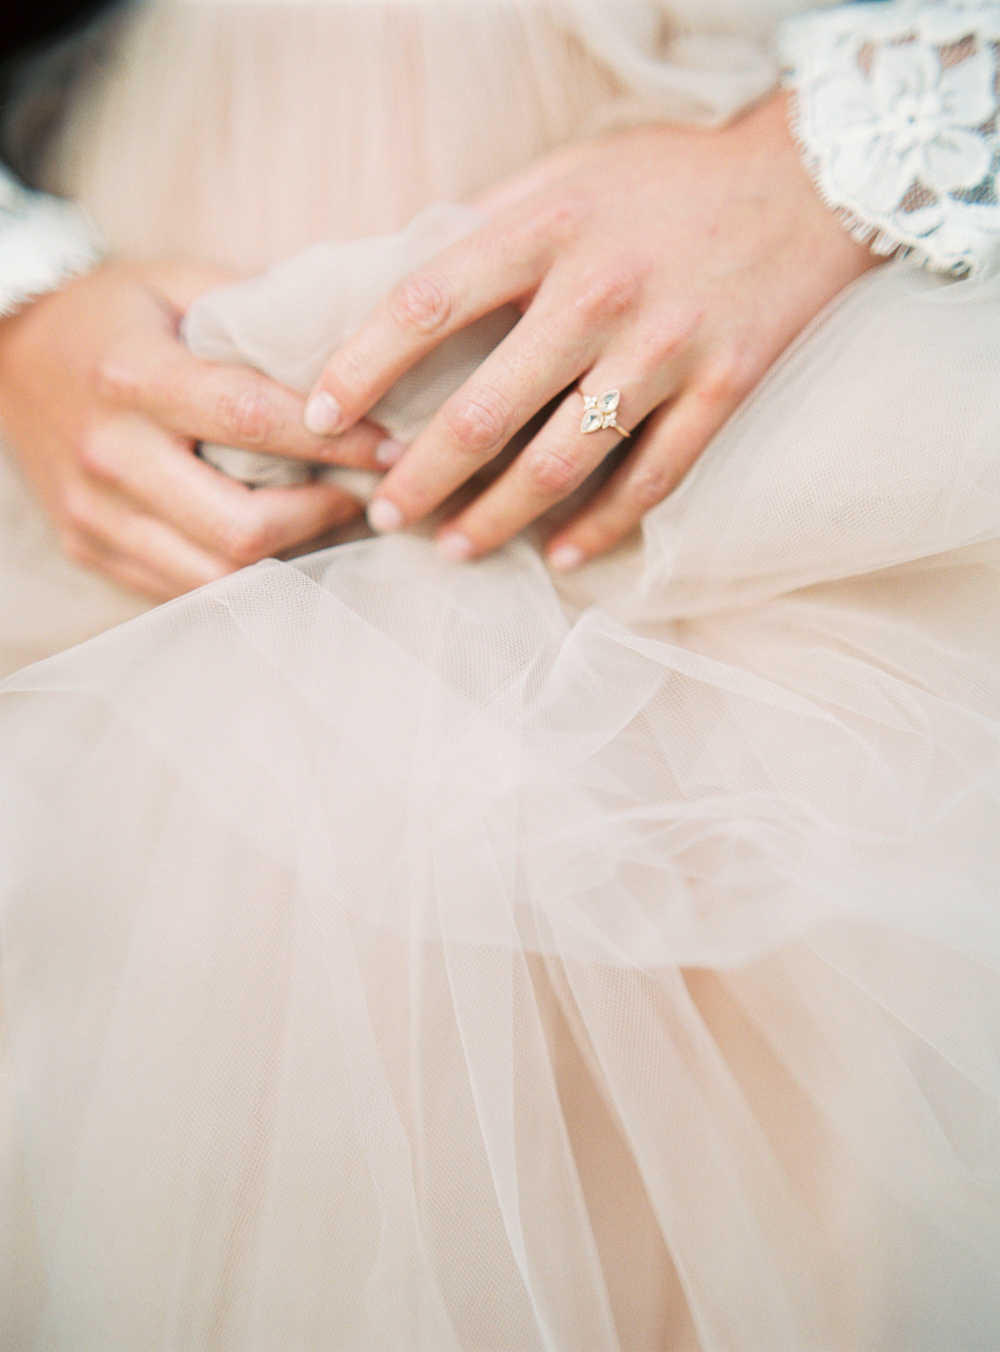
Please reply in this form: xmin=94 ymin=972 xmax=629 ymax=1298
xmin=0 ymin=2 xmax=998 ymax=1348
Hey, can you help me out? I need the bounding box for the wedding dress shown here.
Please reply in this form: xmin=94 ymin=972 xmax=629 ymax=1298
xmin=1 ymin=2 xmax=998 ymax=1349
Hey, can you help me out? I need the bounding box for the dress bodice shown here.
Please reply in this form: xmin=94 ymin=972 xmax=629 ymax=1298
xmin=38 ymin=0 xmax=819 ymax=273
xmin=39 ymin=0 xmax=619 ymax=272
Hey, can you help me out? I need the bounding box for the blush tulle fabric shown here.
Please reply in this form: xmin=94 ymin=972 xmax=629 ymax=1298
xmin=1 ymin=2 xmax=999 ymax=1349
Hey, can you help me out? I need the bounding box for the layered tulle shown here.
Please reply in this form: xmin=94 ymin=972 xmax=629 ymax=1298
xmin=2 ymin=251 xmax=999 ymax=1348
xmin=0 ymin=1 xmax=998 ymax=1347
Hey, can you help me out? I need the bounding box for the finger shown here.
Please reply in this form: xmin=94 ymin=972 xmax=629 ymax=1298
xmin=544 ymin=356 xmax=748 ymax=567
xmin=434 ymin=358 xmax=672 ymax=559
xmin=141 ymin=264 xmax=240 ymax=312
xmin=362 ymin=279 xmax=628 ymax=533
xmin=392 ymin=302 xmax=697 ymax=552
xmin=62 ymin=484 xmax=238 ymax=597
xmin=63 ymin=528 xmax=193 ymax=602
xmin=101 ymin=555 xmax=182 ymax=602
xmin=98 ymin=320 xmax=386 ymax=465
xmin=81 ymin=415 xmax=364 ymax=564
xmin=305 ymin=209 xmax=557 ymax=434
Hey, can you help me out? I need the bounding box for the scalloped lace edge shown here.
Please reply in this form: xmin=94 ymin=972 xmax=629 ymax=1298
xmin=0 ymin=180 xmax=105 ymax=317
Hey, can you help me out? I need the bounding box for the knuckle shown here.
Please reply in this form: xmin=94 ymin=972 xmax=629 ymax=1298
xmin=697 ymin=342 xmax=756 ymax=406
xmin=62 ymin=485 xmax=97 ymax=531
xmin=640 ymin=305 xmax=702 ymax=372
xmin=523 ymin=445 xmax=580 ymax=496
xmin=590 ymin=522 xmax=622 ymax=553
xmin=221 ymin=382 xmax=274 ymax=449
xmin=443 ymin=388 xmax=510 ymax=456
xmin=220 ymin=509 xmax=274 ymax=565
xmin=202 ymin=557 xmax=236 ymax=585
xmin=324 ymin=345 xmax=367 ymax=402
xmin=329 ymin=489 xmax=365 ymax=522
xmin=533 ymin=191 xmax=589 ymax=243
xmin=75 ymin=430 xmax=119 ymax=481
xmin=388 ymin=270 xmax=454 ymax=335
xmin=579 ymin=520 xmax=621 ymax=557
xmin=628 ymin=462 xmax=676 ymax=511
xmin=58 ymin=527 xmax=94 ymax=566
xmin=571 ymin=264 xmax=640 ymax=325
xmin=95 ymin=348 xmax=143 ymax=406
xmin=227 ymin=526 xmax=269 ymax=567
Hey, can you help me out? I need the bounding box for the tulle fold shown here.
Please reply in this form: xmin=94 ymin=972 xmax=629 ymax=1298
xmin=0 ymin=1 xmax=997 ymax=1343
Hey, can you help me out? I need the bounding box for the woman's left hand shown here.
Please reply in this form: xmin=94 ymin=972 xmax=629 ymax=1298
xmin=307 ymin=91 xmax=882 ymax=569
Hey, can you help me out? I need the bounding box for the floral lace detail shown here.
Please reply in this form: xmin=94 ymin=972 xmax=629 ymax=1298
xmin=780 ymin=2 xmax=1000 ymax=275
xmin=0 ymin=167 xmax=103 ymax=317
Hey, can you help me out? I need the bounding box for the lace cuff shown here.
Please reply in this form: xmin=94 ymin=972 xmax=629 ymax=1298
xmin=0 ymin=166 xmax=104 ymax=318
xmin=780 ymin=1 xmax=1000 ymax=276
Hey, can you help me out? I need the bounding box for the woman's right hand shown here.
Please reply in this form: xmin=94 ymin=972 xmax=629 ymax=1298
xmin=0 ymin=260 xmax=383 ymax=599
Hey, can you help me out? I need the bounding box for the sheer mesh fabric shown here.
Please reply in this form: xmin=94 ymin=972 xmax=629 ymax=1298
xmin=0 ymin=2 xmax=998 ymax=1348
xmin=3 ymin=250 xmax=998 ymax=1348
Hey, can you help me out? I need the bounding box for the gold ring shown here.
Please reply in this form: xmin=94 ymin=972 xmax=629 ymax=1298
xmin=579 ymin=388 xmax=631 ymax=438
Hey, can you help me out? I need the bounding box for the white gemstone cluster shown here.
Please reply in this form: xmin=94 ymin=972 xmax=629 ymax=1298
xmin=580 ymin=390 xmax=626 ymax=435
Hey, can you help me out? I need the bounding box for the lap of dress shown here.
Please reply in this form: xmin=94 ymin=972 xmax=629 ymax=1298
xmin=0 ymin=3 xmax=998 ymax=1349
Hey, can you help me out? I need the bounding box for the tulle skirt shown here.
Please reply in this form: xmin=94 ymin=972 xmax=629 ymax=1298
xmin=1 ymin=3 xmax=999 ymax=1349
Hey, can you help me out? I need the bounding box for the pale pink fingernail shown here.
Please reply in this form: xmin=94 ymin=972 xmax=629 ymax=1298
xmin=437 ymin=531 xmax=476 ymax=562
xmin=548 ymin=543 xmax=585 ymax=572
xmin=374 ymin=438 xmax=406 ymax=467
xmin=304 ymin=391 xmax=342 ymax=435
xmin=367 ymin=498 xmax=405 ymax=534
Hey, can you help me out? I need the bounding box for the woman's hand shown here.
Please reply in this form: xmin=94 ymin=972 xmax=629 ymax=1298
xmin=307 ymin=91 xmax=882 ymax=568
xmin=0 ymin=261 xmax=383 ymax=599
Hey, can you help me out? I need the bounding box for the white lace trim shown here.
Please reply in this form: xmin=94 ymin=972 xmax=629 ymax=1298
xmin=780 ymin=1 xmax=1000 ymax=276
xmin=0 ymin=167 xmax=104 ymax=317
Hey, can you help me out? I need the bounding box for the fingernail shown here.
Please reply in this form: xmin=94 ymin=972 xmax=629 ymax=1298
xmin=304 ymin=391 xmax=342 ymax=436
xmin=374 ymin=437 xmax=406 ymax=467
xmin=437 ymin=531 xmax=476 ymax=563
xmin=548 ymin=543 xmax=585 ymax=572
xmin=367 ymin=498 xmax=405 ymax=534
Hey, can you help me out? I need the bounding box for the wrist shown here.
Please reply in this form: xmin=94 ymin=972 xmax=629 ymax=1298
xmin=736 ymin=88 xmax=885 ymax=277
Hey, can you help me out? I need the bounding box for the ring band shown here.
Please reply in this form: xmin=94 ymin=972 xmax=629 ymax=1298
xmin=579 ymin=388 xmax=631 ymax=438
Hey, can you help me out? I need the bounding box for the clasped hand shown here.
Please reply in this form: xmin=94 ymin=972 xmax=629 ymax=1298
xmin=0 ymin=262 xmax=383 ymax=599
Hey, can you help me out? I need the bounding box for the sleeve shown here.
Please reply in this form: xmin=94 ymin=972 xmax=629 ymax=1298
xmin=780 ymin=1 xmax=1000 ymax=276
xmin=0 ymin=163 xmax=104 ymax=318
